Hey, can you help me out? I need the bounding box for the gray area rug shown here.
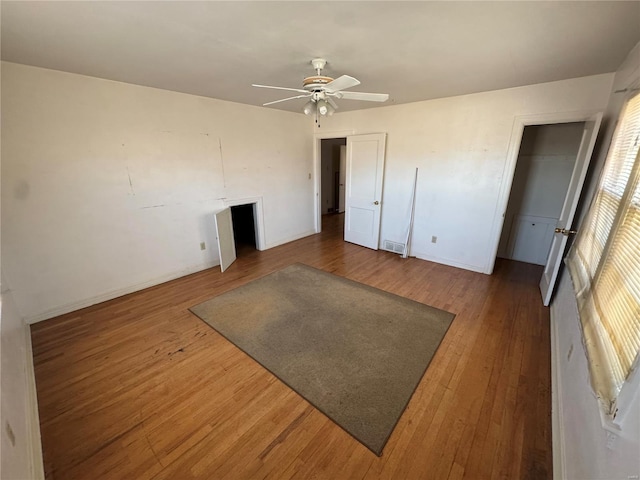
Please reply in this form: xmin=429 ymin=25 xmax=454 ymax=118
xmin=190 ymin=263 xmax=455 ymax=455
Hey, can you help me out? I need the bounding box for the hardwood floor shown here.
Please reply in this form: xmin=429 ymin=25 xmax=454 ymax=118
xmin=31 ymin=214 xmax=552 ymax=479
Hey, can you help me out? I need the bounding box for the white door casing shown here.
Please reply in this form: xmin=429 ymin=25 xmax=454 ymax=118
xmin=344 ymin=133 xmax=387 ymax=249
xmin=214 ymin=208 xmax=237 ymax=272
xmin=338 ymin=145 xmax=346 ymax=213
xmin=313 ymin=130 xmax=355 ymax=233
xmin=540 ymin=113 xmax=603 ymax=305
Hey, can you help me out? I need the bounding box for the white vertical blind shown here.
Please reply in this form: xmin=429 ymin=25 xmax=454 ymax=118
xmin=567 ymin=92 xmax=640 ymax=417
xmin=594 ymin=169 xmax=640 ymax=377
xmin=575 ymin=97 xmax=640 ymax=279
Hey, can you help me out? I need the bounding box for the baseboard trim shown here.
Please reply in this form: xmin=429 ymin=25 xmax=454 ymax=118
xmin=25 ymin=260 xmax=219 ymax=324
xmin=24 ymin=321 xmax=45 ymax=479
xmin=411 ymin=251 xmax=486 ymax=274
xmin=550 ymin=306 xmax=567 ymax=480
xmin=264 ymin=229 xmax=316 ymax=250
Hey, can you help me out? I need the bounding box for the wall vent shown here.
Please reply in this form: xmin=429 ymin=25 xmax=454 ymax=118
xmin=383 ymin=240 xmax=406 ymax=255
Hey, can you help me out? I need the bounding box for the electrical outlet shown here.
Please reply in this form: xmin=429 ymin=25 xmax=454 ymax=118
xmin=606 ymin=432 xmax=617 ymax=450
xmin=431 ymin=236 xmax=437 ymax=244
xmin=200 ymin=242 xmax=206 ymax=251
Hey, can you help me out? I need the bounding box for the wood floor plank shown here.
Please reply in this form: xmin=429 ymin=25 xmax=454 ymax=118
xmin=31 ymin=214 xmax=552 ymax=479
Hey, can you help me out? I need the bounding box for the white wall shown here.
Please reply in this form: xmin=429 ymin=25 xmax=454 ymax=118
xmin=552 ymin=274 xmax=640 ymax=480
xmin=320 ymin=74 xmax=614 ymax=273
xmin=551 ymin=41 xmax=640 ymax=480
xmin=1 ymin=62 xmax=314 ymax=322
xmin=1 ymin=279 xmax=44 ymax=479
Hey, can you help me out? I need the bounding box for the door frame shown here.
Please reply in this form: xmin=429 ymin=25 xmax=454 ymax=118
xmin=338 ymin=145 xmax=347 ymax=213
xmin=223 ymin=196 xmax=266 ymax=251
xmin=486 ymin=110 xmax=603 ymax=275
xmin=313 ymin=130 xmax=354 ymax=233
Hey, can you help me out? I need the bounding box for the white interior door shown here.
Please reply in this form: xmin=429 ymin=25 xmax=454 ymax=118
xmin=344 ymin=133 xmax=386 ymax=249
xmin=540 ymin=113 xmax=602 ymax=305
xmin=338 ymin=145 xmax=346 ymax=213
xmin=214 ymin=208 xmax=237 ymax=272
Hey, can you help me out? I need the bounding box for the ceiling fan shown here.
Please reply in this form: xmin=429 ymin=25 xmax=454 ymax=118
xmin=252 ymin=58 xmax=389 ymax=117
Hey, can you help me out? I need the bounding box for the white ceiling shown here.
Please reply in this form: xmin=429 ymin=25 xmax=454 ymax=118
xmin=2 ymin=1 xmax=639 ymax=113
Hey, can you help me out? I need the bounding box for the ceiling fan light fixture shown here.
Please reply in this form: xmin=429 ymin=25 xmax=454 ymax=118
xmin=317 ymin=99 xmax=329 ymax=116
xmin=303 ymin=100 xmax=314 ymax=115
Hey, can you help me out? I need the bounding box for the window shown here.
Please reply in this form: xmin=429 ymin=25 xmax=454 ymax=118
xmin=567 ymin=92 xmax=640 ymax=419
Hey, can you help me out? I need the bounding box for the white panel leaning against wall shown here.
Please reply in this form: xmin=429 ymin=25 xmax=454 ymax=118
xmin=566 ymin=91 xmax=640 ymax=421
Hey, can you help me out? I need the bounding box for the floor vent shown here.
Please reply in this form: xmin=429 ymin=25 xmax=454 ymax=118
xmin=383 ymin=240 xmax=406 ymax=255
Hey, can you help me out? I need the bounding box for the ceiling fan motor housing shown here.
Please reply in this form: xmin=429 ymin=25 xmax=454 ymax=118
xmin=303 ymin=76 xmax=334 ymax=91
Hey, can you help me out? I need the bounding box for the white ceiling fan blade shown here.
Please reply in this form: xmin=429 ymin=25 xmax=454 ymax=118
xmin=252 ymin=84 xmax=309 ymax=94
xmin=324 ymin=75 xmax=360 ymax=93
xmin=327 ymin=97 xmax=339 ymax=110
xmin=336 ymin=91 xmax=389 ymax=102
xmin=262 ymin=94 xmax=310 ymax=106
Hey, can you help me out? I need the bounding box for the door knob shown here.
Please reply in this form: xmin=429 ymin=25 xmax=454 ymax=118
xmin=555 ymin=227 xmax=578 ymax=236
xmin=374 ymin=201 xmax=380 ymax=205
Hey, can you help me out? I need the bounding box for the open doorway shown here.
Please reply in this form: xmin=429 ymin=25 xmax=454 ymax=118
xmin=314 ymin=133 xmax=387 ymax=250
xmin=231 ymin=204 xmax=257 ymax=254
xmin=488 ymin=110 xmax=601 ymax=305
xmin=224 ymin=197 xmax=265 ymax=251
xmin=497 ymin=122 xmax=585 ymax=265
xmin=214 ymin=197 xmax=265 ymax=273
xmin=320 ymin=138 xmax=347 ymax=215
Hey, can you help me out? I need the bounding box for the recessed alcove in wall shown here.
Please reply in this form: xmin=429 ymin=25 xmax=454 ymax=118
xmin=223 ymin=197 xmax=266 ymax=252
xmin=231 ymin=204 xmax=257 ymax=252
